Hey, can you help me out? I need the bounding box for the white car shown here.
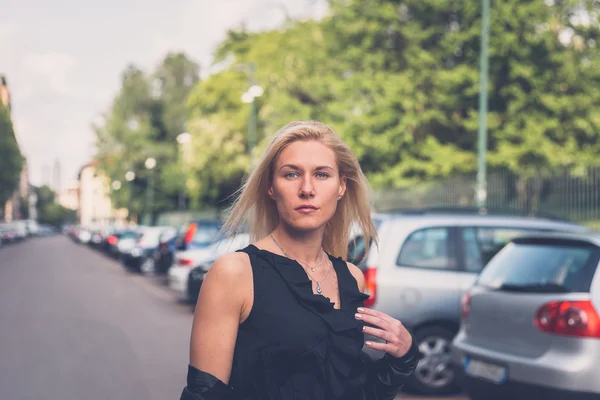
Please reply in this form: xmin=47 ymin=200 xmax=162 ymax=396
xmin=169 ymin=233 xmax=250 ymax=300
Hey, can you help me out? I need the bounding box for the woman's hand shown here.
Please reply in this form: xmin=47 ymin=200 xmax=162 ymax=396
xmin=355 ymin=307 xmax=413 ymax=359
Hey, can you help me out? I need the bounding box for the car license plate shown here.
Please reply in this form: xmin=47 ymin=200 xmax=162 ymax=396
xmin=464 ymin=357 xmax=507 ymax=384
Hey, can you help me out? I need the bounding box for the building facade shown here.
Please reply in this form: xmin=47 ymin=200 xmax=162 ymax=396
xmin=58 ymin=180 xmax=80 ymax=211
xmin=78 ymin=161 xmax=126 ymax=227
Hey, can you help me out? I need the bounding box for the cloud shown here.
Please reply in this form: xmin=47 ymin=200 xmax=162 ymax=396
xmin=22 ymin=51 xmax=80 ymax=95
xmin=0 ymin=22 xmax=18 ymax=49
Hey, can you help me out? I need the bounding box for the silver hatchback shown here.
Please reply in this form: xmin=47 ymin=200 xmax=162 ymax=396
xmin=350 ymin=209 xmax=588 ymax=395
xmin=451 ymin=232 xmax=600 ymax=400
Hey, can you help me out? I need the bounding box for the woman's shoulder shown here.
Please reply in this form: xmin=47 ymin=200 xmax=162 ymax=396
xmin=206 ymin=251 xmax=252 ymax=285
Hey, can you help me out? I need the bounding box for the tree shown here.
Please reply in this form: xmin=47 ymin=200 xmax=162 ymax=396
xmin=0 ymin=105 xmax=22 ymax=211
xmin=187 ymin=0 xmax=600 ymax=193
xmin=33 ymin=185 xmax=76 ymax=227
xmin=94 ymin=53 xmax=201 ymax=221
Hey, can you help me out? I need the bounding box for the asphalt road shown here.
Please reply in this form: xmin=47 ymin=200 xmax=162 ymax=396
xmin=0 ymin=236 xmax=467 ymax=400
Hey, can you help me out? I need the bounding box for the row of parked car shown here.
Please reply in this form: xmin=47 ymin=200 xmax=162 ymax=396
xmin=1 ymin=220 xmax=57 ymax=246
xmin=66 ymin=219 xmax=249 ymax=304
xmin=67 ymin=207 xmax=600 ymax=399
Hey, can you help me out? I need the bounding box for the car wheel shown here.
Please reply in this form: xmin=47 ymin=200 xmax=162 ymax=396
xmin=406 ymin=325 xmax=460 ymax=395
xmin=140 ymin=257 xmax=156 ymax=277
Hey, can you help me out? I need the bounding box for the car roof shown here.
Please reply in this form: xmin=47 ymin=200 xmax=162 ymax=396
xmin=374 ymin=208 xmax=588 ymax=231
xmin=509 ymin=231 xmax=600 ymax=247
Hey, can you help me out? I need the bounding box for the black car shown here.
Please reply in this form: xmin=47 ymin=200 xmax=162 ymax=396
xmin=187 ymin=262 xmax=214 ymax=305
xmin=153 ymin=219 xmax=222 ymax=275
xmin=122 ymin=227 xmax=173 ymax=275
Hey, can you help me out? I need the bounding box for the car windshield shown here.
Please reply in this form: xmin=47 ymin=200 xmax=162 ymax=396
xmin=121 ymin=231 xmax=139 ymax=239
xmin=139 ymin=229 xmax=162 ymax=246
xmin=191 ymin=224 xmax=221 ymax=246
xmin=477 ymin=239 xmax=600 ymax=293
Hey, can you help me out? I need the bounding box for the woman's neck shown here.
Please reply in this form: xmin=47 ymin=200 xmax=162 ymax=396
xmin=271 ymin=224 xmax=325 ymax=265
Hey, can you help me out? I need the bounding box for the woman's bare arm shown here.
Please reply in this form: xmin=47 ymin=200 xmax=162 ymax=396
xmin=189 ymin=252 xmax=252 ymax=384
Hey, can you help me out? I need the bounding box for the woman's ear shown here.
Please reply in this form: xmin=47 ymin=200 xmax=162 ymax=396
xmin=268 ymin=187 xmax=275 ymax=199
xmin=338 ymin=177 xmax=347 ymax=200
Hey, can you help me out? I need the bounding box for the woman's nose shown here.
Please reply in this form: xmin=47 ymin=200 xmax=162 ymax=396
xmin=299 ymin=178 xmax=315 ymax=198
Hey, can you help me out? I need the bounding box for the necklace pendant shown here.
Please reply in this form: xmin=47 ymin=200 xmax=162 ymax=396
xmin=316 ymin=283 xmax=322 ymax=294
xmin=311 ymin=267 xmax=315 ymax=272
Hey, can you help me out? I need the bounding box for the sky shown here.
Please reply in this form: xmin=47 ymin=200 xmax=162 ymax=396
xmin=1 ymin=0 xmax=328 ymax=189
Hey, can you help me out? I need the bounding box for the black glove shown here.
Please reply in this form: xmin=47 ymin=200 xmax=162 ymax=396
xmin=180 ymin=365 xmax=240 ymax=400
xmin=361 ymin=339 xmax=420 ymax=400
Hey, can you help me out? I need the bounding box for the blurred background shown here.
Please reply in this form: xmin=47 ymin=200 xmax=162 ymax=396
xmin=1 ymin=0 xmax=600 ymax=399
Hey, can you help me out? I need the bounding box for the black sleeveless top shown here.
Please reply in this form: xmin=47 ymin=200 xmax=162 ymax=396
xmin=228 ymin=244 xmax=371 ymax=400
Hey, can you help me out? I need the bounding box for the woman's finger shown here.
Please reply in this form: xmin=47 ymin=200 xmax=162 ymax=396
xmin=364 ymin=339 xmax=394 ymax=353
xmin=357 ymin=307 xmax=395 ymax=324
xmin=355 ymin=312 xmax=389 ymax=329
xmin=363 ymin=325 xmax=395 ymax=343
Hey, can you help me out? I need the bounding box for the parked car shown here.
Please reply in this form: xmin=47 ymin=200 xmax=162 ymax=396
xmin=169 ymin=233 xmax=250 ymax=302
xmin=351 ymin=207 xmax=589 ymax=395
xmin=0 ymin=223 xmax=17 ymax=244
xmin=451 ymin=232 xmax=600 ymax=400
xmin=122 ymin=226 xmax=177 ymax=275
xmin=154 ymin=219 xmax=223 ymax=275
xmin=116 ymin=228 xmax=143 ymax=258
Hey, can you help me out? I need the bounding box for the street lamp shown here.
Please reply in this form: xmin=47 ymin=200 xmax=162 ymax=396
xmin=145 ymin=157 xmax=156 ymax=170
xmin=145 ymin=157 xmax=156 ymax=225
xmin=176 ymin=132 xmax=192 ymax=145
xmin=240 ymin=63 xmax=263 ymax=168
xmin=176 ymin=133 xmax=192 ymax=210
xmin=125 ymin=171 xmax=135 ymax=182
xmin=112 ymin=180 xmax=122 ymax=191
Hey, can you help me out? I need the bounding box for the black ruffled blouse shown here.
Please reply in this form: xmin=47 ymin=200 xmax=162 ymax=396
xmin=180 ymin=244 xmax=419 ymax=400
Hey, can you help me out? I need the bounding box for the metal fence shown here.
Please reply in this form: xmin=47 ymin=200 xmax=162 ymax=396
xmin=374 ymin=167 xmax=600 ymax=230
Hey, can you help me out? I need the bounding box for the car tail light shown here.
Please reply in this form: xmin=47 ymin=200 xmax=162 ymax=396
xmin=177 ymin=258 xmax=194 ymax=267
xmin=107 ymin=235 xmax=117 ymax=245
xmin=363 ymin=266 xmax=377 ymax=308
xmin=461 ymin=291 xmax=472 ymax=318
xmin=184 ymin=223 xmax=197 ymax=245
xmin=535 ymin=300 xmax=600 ymax=338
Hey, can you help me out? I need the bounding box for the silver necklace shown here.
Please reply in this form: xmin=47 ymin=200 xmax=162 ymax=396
xmin=270 ymin=233 xmax=331 ymax=294
xmin=269 ymin=234 xmax=326 ymax=272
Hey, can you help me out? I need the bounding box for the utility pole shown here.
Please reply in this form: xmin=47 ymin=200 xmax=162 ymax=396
xmin=144 ymin=158 xmax=156 ymax=225
xmin=476 ymin=0 xmax=491 ymax=208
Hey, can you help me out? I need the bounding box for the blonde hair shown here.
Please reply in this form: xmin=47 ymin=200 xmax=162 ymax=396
xmin=221 ymin=120 xmax=377 ymax=259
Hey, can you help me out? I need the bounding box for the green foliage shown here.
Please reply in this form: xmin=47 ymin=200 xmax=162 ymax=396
xmin=94 ymin=53 xmax=200 ymax=219
xmin=95 ymin=0 xmax=600 ymax=211
xmin=33 ymin=185 xmax=76 ymax=227
xmin=0 ymin=106 xmax=22 ymax=208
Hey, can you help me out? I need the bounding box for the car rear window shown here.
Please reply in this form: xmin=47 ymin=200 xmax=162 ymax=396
xmin=187 ymin=223 xmax=221 ymax=246
xmin=121 ymin=231 xmax=138 ymax=239
xmin=477 ymin=239 xmax=600 ymax=293
xmin=347 ymin=218 xmax=383 ymax=268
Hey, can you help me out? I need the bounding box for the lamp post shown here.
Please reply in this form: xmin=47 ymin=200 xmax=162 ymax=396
xmin=125 ymin=171 xmax=135 ymax=223
xmin=176 ymin=132 xmax=192 ymax=210
xmin=476 ymin=0 xmax=491 ymax=208
xmin=241 ymin=63 xmax=263 ymax=168
xmin=144 ymin=158 xmax=156 ymax=225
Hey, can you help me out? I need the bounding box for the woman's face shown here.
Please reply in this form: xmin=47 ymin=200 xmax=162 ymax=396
xmin=269 ymin=140 xmax=346 ymax=233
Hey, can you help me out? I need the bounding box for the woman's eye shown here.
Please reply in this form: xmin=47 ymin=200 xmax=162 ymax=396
xmin=285 ymin=172 xmax=299 ymax=179
xmin=316 ymin=173 xmax=329 ymax=179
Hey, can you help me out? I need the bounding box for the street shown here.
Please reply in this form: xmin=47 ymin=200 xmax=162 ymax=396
xmin=0 ymin=236 xmax=467 ymax=400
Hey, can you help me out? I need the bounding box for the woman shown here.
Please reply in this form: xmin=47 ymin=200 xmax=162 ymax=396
xmin=180 ymin=121 xmax=419 ymax=400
